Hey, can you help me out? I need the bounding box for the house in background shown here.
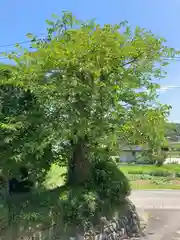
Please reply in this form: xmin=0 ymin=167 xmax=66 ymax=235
xmin=119 ymin=145 xmax=150 ymax=163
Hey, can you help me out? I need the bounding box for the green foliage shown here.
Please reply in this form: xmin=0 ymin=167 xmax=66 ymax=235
xmin=61 ymin=159 xmax=130 ymax=228
xmin=90 ymin=160 xmax=130 ymax=201
xmin=127 ymin=169 xmax=144 ymax=175
xmin=155 ymin=151 xmax=168 ymax=166
xmin=141 ymin=148 xmax=168 ymax=166
xmin=128 ymin=174 xmax=172 ymax=182
xmin=145 ymin=150 xmax=168 ymax=166
xmin=0 ymin=64 xmax=55 ymax=180
xmin=0 ymin=161 xmax=129 ymax=233
xmin=165 ymin=122 xmax=180 ymax=141
xmin=62 ymin=188 xmax=98 ymax=228
xmin=149 ymin=169 xmax=170 ymax=177
xmin=151 ymin=178 xmax=170 ymax=185
xmin=3 ymin=12 xmax=175 ymax=156
xmin=0 ymin=11 xmax=178 ymax=230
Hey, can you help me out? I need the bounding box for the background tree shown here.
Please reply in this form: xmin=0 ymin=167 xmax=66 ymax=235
xmin=120 ymin=105 xmax=170 ymax=165
xmin=0 ymin=64 xmax=54 ymax=181
xmin=165 ymin=122 xmax=180 ymax=141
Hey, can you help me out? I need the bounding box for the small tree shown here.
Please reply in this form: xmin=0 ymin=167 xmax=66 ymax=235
xmin=0 ymin=64 xmax=53 ymax=181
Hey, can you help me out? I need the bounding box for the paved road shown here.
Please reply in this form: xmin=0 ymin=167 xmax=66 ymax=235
xmin=130 ymin=190 xmax=180 ymax=240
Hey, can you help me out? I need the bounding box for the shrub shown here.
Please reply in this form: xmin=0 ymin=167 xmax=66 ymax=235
xmin=91 ymin=160 xmax=131 ymax=202
xmin=175 ymin=172 xmax=180 ymax=178
xmin=59 ymin=159 xmax=131 ymax=229
xmin=149 ymin=170 xmax=171 ymax=177
xmin=128 ymin=174 xmax=153 ymax=181
xmin=127 ymin=170 xmax=144 ymax=175
xmin=152 ymin=151 xmax=168 ymax=166
xmin=61 ymin=188 xmax=99 ymax=229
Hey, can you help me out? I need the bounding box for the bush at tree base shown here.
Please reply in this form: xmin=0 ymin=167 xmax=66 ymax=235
xmin=62 ymin=159 xmax=130 ymax=229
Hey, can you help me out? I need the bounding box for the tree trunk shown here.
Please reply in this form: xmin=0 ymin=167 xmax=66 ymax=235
xmin=67 ymin=137 xmax=91 ymax=186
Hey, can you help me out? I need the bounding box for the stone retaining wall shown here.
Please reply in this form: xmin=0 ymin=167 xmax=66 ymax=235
xmin=81 ymin=199 xmax=147 ymax=240
xmin=0 ymin=199 xmax=148 ymax=239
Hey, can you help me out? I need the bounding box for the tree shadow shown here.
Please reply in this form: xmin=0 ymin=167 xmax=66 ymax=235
xmin=0 ymin=161 xmax=131 ymax=239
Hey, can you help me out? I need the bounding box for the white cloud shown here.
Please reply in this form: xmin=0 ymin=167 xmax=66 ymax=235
xmin=158 ymin=85 xmax=180 ymax=93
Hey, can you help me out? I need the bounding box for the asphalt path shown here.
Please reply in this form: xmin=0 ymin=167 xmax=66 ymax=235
xmin=130 ymin=190 xmax=180 ymax=240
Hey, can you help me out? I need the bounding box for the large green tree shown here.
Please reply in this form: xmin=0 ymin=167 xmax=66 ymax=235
xmin=0 ymin=12 xmax=177 ymax=232
xmin=1 ymin=12 xmax=174 ymax=184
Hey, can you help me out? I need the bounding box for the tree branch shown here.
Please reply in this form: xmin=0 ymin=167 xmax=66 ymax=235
xmin=120 ymin=52 xmax=144 ymax=68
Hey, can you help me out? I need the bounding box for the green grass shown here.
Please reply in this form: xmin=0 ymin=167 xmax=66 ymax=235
xmin=44 ymin=164 xmax=66 ymax=189
xmin=169 ymin=142 xmax=180 ymax=149
xmin=119 ymin=164 xmax=180 ymax=175
xmin=131 ymin=181 xmax=180 ymax=190
xmin=43 ymin=163 xmax=180 ymax=191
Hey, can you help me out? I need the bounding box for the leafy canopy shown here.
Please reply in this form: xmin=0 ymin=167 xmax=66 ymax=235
xmin=0 ymin=12 xmax=176 ymax=175
xmin=0 ymin=12 xmax=178 ymax=232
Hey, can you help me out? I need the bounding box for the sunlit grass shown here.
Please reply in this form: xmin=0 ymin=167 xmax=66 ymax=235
xmin=119 ymin=164 xmax=180 ymax=175
xmin=44 ymin=164 xmax=66 ymax=189
xmin=131 ymin=181 xmax=180 ymax=190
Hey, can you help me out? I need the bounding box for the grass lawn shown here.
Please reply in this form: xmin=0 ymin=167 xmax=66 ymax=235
xmin=44 ymin=163 xmax=180 ymax=190
xmin=44 ymin=164 xmax=66 ymax=189
xmin=131 ymin=179 xmax=180 ymax=190
xmin=119 ymin=164 xmax=180 ymax=176
xmin=119 ymin=163 xmax=180 ymax=172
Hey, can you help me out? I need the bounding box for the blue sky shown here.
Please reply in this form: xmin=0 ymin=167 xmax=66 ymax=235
xmin=1 ymin=0 xmax=180 ymax=122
